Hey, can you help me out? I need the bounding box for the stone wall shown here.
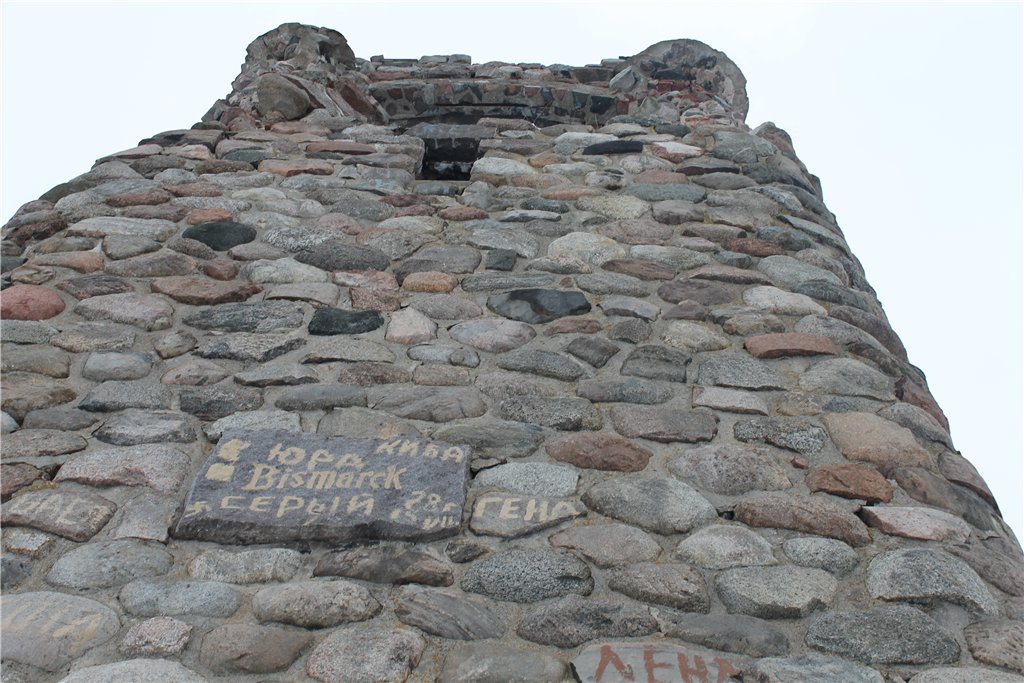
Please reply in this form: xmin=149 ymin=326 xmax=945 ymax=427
xmin=1 ymin=23 xmax=1021 ymax=683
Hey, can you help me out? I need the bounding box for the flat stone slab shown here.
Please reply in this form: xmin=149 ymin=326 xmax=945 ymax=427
xmin=173 ymin=429 xmax=470 ymax=544
xmin=571 ymin=641 xmax=746 ymax=683
xmin=1 ymin=591 xmax=121 ymax=671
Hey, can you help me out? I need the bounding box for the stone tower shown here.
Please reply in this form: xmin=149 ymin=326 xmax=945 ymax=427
xmin=1 ymin=22 xmax=1021 ymax=683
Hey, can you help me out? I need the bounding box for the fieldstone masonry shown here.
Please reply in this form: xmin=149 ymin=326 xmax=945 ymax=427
xmin=1 ymin=22 xmax=1021 ymax=683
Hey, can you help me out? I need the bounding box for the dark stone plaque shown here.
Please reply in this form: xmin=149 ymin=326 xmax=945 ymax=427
xmin=172 ymin=429 xmax=470 ymax=544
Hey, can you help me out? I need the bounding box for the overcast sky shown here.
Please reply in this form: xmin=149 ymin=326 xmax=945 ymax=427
xmin=2 ymin=2 xmax=1022 ymax=541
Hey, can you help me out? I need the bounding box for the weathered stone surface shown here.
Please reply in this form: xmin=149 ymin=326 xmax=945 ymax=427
xmin=669 ymin=444 xmax=790 ymax=495
xmin=578 ymin=377 xmax=673 ymax=404
xmin=94 ymin=409 xmax=195 ymax=445
xmin=867 ymin=548 xmax=998 ymax=615
xmin=800 ymin=357 xmax=895 ymax=400
xmin=546 ymin=432 xmax=652 ymax=472
xmin=151 ymin=275 xmax=261 ymax=304
xmin=188 ymin=547 xmax=302 ymax=583
xmin=119 ymin=578 xmax=242 ymax=617
xmin=782 ymin=537 xmax=860 ymax=576
xmin=620 ymin=344 xmax=690 ymax=382
xmin=1 ymin=372 xmax=77 ymax=422
xmin=909 ymin=668 xmax=1024 ymax=683
xmin=449 ymin=318 xmax=536 ymax=351
xmin=81 ymin=351 xmax=152 ymax=381
xmin=470 ymin=492 xmax=585 ymax=537
xmin=181 ymin=220 xmax=256 ymax=251
xmin=717 ymin=565 xmax=837 ymax=618
xmin=498 ymin=396 xmax=601 ymax=430
xmin=948 ymin=542 xmax=1024 ymax=597
xmin=45 ymin=539 xmax=172 ymax=589
xmin=51 ymin=321 xmax=137 ymax=352
xmin=674 ymin=524 xmax=776 ymax=570
xmin=750 ymin=653 xmax=884 ymax=683
xmin=369 ymin=386 xmax=487 ymax=421
xmin=200 ymin=624 xmax=312 ymax=674
xmin=963 ymin=619 xmax=1024 ymax=675
xmin=497 ymin=349 xmax=587 ymax=380
xmin=1 ymin=428 xmax=86 ymax=459
xmin=746 ymin=332 xmax=838 ymax=358
xmin=734 ymin=492 xmax=872 ymax=546
xmin=78 ymin=380 xmax=172 ymax=412
xmin=196 ymin=332 xmax=304 ymax=361
xmin=0 ymin=592 xmax=121 ymax=671
xmin=462 ymin=548 xmax=593 ymax=603
xmin=297 ymin=240 xmax=390 ymax=271
xmin=183 ymin=300 xmax=303 ymax=333
xmin=583 ymin=474 xmax=716 ymax=534
xmin=610 ymin=405 xmax=717 ymax=443
xmin=662 ymin=320 xmax=730 ymax=352
xmin=173 ymin=430 xmax=469 ymax=544
xmin=434 ymin=420 xmax=543 ymax=461
xmin=890 ymin=466 xmax=996 ymax=531
xmin=697 ymin=352 xmax=785 ymax=390
xmin=692 ymin=385 xmax=769 ymax=415
xmin=314 ymin=544 xmax=452 ymax=586
xmin=441 ymin=643 xmax=565 ymax=683
xmin=519 ymin=595 xmax=657 ymax=647
xmin=806 ymin=463 xmax=892 ymax=503
xmin=734 ymin=416 xmax=827 ymax=453
xmin=395 ymin=585 xmax=505 ymax=639
xmin=549 ymin=523 xmax=661 ymax=567
xmin=571 ymin=641 xmax=745 ymax=683
xmin=806 ymin=605 xmax=960 ymax=664
xmin=473 ymin=461 xmax=578 ymax=496
xmin=608 ymin=562 xmax=708 ymax=611
xmin=305 ymin=627 xmax=425 ymax=683
xmin=251 ymin=579 xmax=381 ymax=627
xmin=487 ymin=288 xmax=591 ymax=323
xmin=2 ymin=488 xmax=116 ymax=540
xmin=58 ymin=659 xmax=207 ymax=683
xmin=565 ymin=335 xmax=620 ymax=368
xmin=120 ymin=617 xmax=192 ymax=657
xmin=823 ymin=411 xmax=932 ymax=472
xmin=659 ymin=613 xmax=789 ymax=658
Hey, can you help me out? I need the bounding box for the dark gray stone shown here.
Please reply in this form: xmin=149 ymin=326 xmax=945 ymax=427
xmin=620 ymin=344 xmax=691 ymax=382
xmin=698 ymin=353 xmax=785 ymax=390
xmin=486 ymin=288 xmax=591 ymax=323
xmin=119 ymin=579 xmax=242 ymax=617
xmin=577 ymin=378 xmax=673 ymax=404
xmin=734 ymin=417 xmax=827 ymax=454
xmin=565 ymin=335 xmax=620 ymax=368
xmin=659 ymin=612 xmax=789 ymax=657
xmin=308 ymin=308 xmax=384 ymax=335
xmin=610 ymin=405 xmax=717 ymax=442
xmin=196 ymin=333 xmax=305 ymax=362
xmin=314 ymin=544 xmax=453 ymax=586
xmin=657 ymin=278 xmax=734 ymax=305
xmin=517 ymin=595 xmax=657 ymax=647
xmin=296 ymin=240 xmax=390 ymax=271
xmin=625 ymin=183 xmax=706 ymax=202
xmin=583 ymin=474 xmax=716 ymax=534
xmin=179 ymin=384 xmax=263 ymax=420
xmin=179 ymin=221 xmax=256 ymax=251
xmin=470 ymin=492 xmax=586 ymax=538
xmin=497 ymin=350 xmax=587 ymax=381
xmin=498 ymin=396 xmax=601 ymax=430
xmin=78 ymin=380 xmax=171 ymax=412
xmin=462 ymin=548 xmax=593 ymax=603
xmin=395 ymin=585 xmax=505 ymax=639
xmin=173 ymin=429 xmax=470 ymax=544
xmin=806 ymin=605 xmax=960 ymax=664
xmin=21 ymin=406 xmax=99 ymax=431
xmin=434 ymin=420 xmax=543 ymax=461
xmin=183 ymin=301 xmax=304 ymax=333
xmin=1 ymin=556 xmax=32 ymax=589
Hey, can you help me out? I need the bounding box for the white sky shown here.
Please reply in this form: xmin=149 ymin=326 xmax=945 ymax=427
xmin=2 ymin=2 xmax=1022 ymax=541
